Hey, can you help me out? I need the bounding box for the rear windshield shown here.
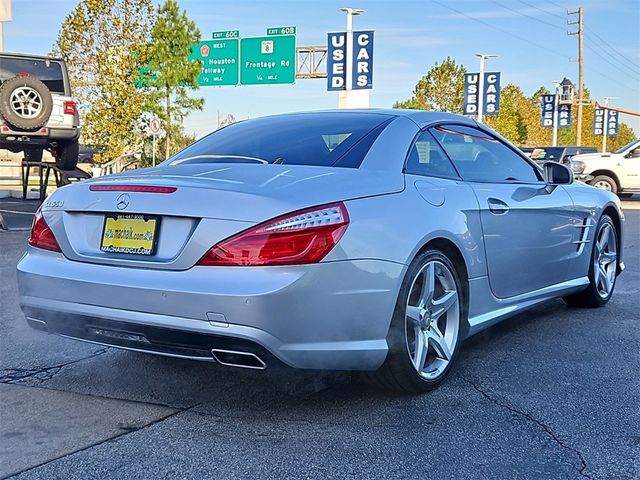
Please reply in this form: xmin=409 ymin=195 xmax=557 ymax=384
xmin=0 ymin=58 xmax=66 ymax=93
xmin=165 ymin=113 xmax=393 ymax=169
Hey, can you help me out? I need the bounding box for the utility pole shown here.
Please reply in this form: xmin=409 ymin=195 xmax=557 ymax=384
xmin=568 ymin=7 xmax=584 ymax=146
xmin=475 ymin=53 xmax=497 ymax=124
xmin=0 ymin=0 xmax=14 ymax=52
xmin=552 ymin=81 xmax=560 ymax=147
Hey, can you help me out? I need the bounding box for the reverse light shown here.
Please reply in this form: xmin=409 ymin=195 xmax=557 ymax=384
xmin=197 ymin=203 xmax=350 ymax=266
xmin=63 ymin=101 xmax=77 ymax=115
xmin=28 ymin=211 xmax=62 ymax=252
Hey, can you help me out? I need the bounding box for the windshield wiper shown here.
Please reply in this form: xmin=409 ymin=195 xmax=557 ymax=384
xmin=170 ymin=154 xmax=269 ymax=165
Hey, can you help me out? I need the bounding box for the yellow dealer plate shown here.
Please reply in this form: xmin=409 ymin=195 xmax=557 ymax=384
xmin=100 ymin=214 xmax=159 ymax=256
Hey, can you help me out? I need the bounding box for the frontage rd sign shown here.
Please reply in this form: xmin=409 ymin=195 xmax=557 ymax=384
xmin=239 ymin=35 xmax=296 ymax=85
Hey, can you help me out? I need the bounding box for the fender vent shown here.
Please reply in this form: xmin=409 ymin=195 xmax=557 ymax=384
xmin=572 ymin=218 xmax=593 ymax=254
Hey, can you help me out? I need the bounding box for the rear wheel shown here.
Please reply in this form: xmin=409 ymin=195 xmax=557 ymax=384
xmin=563 ymin=215 xmax=618 ymax=308
xmin=590 ymin=175 xmax=618 ymax=194
xmin=373 ymin=249 xmax=464 ymax=393
xmin=55 ymin=141 xmax=79 ymax=170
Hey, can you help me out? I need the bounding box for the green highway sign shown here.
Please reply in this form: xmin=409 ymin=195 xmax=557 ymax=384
xmin=212 ymin=30 xmax=239 ymax=39
xmin=240 ymin=35 xmax=296 ymax=85
xmin=190 ymin=39 xmax=239 ymax=86
xmin=267 ymin=26 xmax=296 ymax=36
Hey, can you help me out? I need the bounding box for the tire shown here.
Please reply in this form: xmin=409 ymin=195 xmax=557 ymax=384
xmin=23 ymin=148 xmax=43 ymax=162
xmin=0 ymin=76 xmax=53 ymax=130
xmin=563 ymin=215 xmax=618 ymax=308
xmin=590 ymin=175 xmax=618 ymax=194
xmin=55 ymin=141 xmax=79 ymax=170
xmin=373 ymin=249 xmax=465 ymax=393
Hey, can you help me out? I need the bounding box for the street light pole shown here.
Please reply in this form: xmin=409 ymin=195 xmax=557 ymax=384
xmin=339 ymin=7 xmax=366 ymax=108
xmin=475 ymin=53 xmax=497 ymax=124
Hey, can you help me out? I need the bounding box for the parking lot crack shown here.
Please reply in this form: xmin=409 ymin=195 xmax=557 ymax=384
xmin=462 ymin=377 xmax=592 ymax=479
xmin=1 ymin=402 xmax=201 ymax=480
xmin=0 ymin=348 xmax=109 ymax=385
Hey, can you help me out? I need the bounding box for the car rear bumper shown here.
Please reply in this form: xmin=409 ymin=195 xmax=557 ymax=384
xmin=0 ymin=126 xmax=79 ymax=147
xmin=17 ymin=248 xmax=406 ymax=370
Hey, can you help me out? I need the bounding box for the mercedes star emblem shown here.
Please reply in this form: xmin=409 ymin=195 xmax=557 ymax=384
xmin=116 ymin=193 xmax=130 ymax=210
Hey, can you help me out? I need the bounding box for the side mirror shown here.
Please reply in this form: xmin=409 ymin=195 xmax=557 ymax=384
xmin=543 ymin=161 xmax=573 ymax=185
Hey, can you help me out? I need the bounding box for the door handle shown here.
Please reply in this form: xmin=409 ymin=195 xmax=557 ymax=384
xmin=487 ymin=198 xmax=510 ymax=214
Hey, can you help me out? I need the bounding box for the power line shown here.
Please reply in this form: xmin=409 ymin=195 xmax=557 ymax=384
xmin=584 ymin=37 xmax=640 ymax=81
xmin=585 ymin=34 xmax=640 ymax=77
xmin=517 ymin=0 xmax=566 ymax=21
xmin=543 ymin=0 xmax=567 ymax=11
xmin=430 ymin=0 xmax=572 ymax=62
xmin=587 ymin=68 xmax=638 ymax=94
xmin=491 ymin=0 xmax=565 ymax=30
xmin=585 ymin=26 xmax=640 ymax=74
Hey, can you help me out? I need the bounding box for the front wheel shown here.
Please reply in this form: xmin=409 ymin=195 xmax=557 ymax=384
xmin=563 ymin=215 xmax=618 ymax=308
xmin=590 ymin=175 xmax=618 ymax=194
xmin=373 ymin=249 xmax=465 ymax=393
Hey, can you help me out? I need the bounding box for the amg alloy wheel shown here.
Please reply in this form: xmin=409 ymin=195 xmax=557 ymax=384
xmin=564 ymin=215 xmax=618 ymax=308
xmin=374 ymin=249 xmax=464 ymax=393
xmin=405 ymin=260 xmax=460 ymax=380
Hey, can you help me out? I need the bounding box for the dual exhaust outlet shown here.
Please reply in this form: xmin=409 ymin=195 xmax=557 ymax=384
xmin=210 ymin=348 xmax=266 ymax=370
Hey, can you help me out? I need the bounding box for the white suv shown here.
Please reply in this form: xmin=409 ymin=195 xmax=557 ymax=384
xmin=571 ymin=139 xmax=640 ymax=197
xmin=0 ymin=53 xmax=80 ymax=170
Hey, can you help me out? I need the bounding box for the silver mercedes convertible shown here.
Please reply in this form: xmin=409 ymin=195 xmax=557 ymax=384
xmin=17 ymin=110 xmax=624 ymax=393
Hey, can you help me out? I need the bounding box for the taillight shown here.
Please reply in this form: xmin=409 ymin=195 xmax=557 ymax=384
xmin=197 ymin=202 xmax=350 ymax=266
xmin=28 ymin=211 xmax=62 ymax=252
xmin=63 ymin=101 xmax=77 ymax=115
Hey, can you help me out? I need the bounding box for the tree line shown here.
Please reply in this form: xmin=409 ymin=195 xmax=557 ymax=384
xmin=52 ymin=0 xmax=202 ymax=164
xmin=394 ymin=57 xmax=636 ymax=149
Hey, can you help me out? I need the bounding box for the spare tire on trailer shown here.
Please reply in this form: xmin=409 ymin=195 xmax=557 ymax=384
xmin=0 ymin=75 xmax=53 ymax=130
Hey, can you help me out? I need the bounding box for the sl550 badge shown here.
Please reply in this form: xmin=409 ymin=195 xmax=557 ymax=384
xmin=43 ymin=200 xmax=64 ymax=209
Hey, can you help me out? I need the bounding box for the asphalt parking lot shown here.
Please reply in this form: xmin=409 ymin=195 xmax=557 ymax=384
xmin=1 ymin=198 xmax=638 ymax=480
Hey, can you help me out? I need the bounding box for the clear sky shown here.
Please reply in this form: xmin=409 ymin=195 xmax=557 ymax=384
xmin=4 ymin=0 xmax=639 ymax=138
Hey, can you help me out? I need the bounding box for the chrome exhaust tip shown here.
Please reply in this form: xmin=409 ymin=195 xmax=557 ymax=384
xmin=211 ymin=349 xmax=267 ymax=370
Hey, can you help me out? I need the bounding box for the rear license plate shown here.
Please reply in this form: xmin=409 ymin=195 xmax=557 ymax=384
xmin=100 ymin=214 xmax=159 ymax=256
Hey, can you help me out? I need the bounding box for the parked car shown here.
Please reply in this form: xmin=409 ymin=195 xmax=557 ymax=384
xmin=0 ymin=52 xmax=80 ymax=170
xmin=571 ymin=139 xmax=640 ymax=197
xmin=17 ymin=110 xmax=624 ymax=393
xmin=520 ymin=146 xmax=598 ymax=166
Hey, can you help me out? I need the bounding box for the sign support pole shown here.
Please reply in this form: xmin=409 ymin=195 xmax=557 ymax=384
xmin=152 ymin=134 xmax=156 ymax=167
xmin=552 ymin=82 xmax=560 ymax=147
xmin=338 ymin=7 xmax=369 ymax=109
xmin=475 ymin=54 xmax=496 ymax=124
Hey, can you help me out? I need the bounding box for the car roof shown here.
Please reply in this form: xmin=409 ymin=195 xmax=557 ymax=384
xmin=256 ymin=109 xmax=477 ymax=129
xmin=0 ymin=52 xmax=65 ymax=63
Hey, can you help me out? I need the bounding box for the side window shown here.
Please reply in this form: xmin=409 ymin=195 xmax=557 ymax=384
xmin=430 ymin=125 xmax=541 ymax=183
xmin=404 ymin=130 xmax=459 ymax=179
